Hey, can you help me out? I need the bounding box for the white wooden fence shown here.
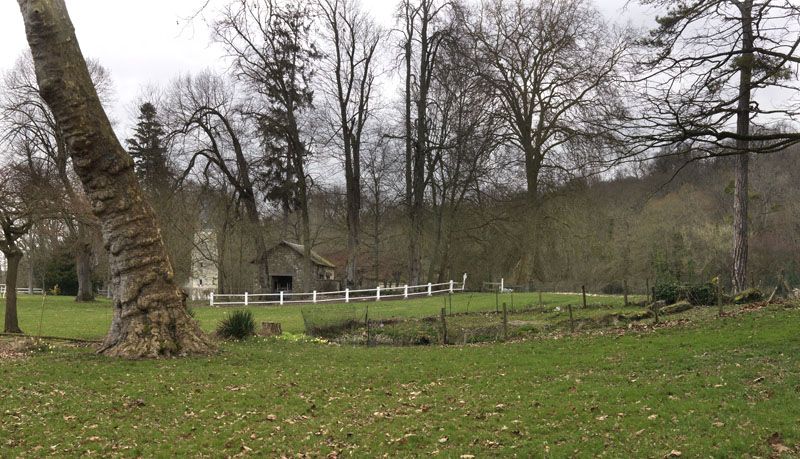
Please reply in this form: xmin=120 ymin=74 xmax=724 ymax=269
xmin=210 ymin=273 xmax=468 ymax=307
xmin=0 ymin=284 xmax=44 ymax=298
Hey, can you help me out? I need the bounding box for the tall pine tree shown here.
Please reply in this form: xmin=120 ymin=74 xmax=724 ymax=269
xmin=126 ymin=102 xmax=172 ymax=193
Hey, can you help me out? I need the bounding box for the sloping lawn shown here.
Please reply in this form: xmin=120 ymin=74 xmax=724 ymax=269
xmin=1 ymin=303 xmax=798 ymax=457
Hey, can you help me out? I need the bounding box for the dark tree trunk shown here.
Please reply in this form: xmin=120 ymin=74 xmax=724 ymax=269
xmin=3 ymin=251 xmax=24 ymax=334
xmin=18 ymin=0 xmax=213 ymax=357
xmin=732 ymin=0 xmax=754 ymax=293
xmin=74 ymin=225 xmax=94 ymax=301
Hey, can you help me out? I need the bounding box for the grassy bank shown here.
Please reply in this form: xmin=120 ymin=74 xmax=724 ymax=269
xmin=1 ymin=304 xmax=798 ymax=457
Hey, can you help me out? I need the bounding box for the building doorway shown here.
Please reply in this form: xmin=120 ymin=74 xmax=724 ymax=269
xmin=272 ymin=276 xmax=293 ymax=292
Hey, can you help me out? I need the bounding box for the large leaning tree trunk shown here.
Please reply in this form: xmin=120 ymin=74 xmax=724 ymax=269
xmin=17 ymin=0 xmax=213 ymax=357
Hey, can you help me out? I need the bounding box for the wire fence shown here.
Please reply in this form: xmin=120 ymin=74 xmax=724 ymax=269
xmin=210 ymin=274 xmax=468 ymax=307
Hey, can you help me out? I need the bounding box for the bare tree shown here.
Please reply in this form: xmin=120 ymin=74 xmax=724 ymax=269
xmin=16 ymin=0 xmax=212 ymax=357
xmin=397 ymin=0 xmax=451 ymax=285
xmin=625 ymin=0 xmax=800 ymax=292
xmin=317 ymin=0 xmax=382 ymax=288
xmin=462 ymin=0 xmax=628 ymax=201
xmin=0 ymin=167 xmax=35 ymax=334
xmin=0 ymin=53 xmax=112 ymax=301
xmin=166 ymin=71 xmax=272 ymax=292
xmin=213 ymin=0 xmax=321 ymax=291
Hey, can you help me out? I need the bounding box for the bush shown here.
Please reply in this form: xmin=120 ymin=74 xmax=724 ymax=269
xmin=653 ymin=282 xmax=680 ymax=304
xmin=685 ymin=283 xmax=716 ymax=306
xmin=216 ymin=310 xmax=256 ymax=340
xmin=734 ymin=288 xmax=763 ymax=304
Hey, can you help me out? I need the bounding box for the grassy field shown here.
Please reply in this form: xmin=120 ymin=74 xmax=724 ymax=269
xmin=3 ymin=291 xmax=643 ymax=339
xmin=1 ymin=295 xmax=798 ymax=457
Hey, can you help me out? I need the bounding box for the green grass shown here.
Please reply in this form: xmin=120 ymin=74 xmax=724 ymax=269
xmin=2 ymin=294 xmax=798 ymax=456
xmin=3 ymin=291 xmax=643 ymax=339
xmin=1 ymin=304 xmax=798 ymax=456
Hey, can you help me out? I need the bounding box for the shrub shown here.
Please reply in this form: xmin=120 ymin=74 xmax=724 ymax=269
xmin=734 ymin=288 xmax=763 ymax=304
xmin=685 ymin=283 xmax=716 ymax=306
xmin=216 ymin=310 xmax=256 ymax=340
xmin=653 ymin=282 xmax=680 ymax=304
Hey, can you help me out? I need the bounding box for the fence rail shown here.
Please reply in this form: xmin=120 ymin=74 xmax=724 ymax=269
xmin=210 ymin=274 xmax=468 ymax=307
xmin=0 ymin=285 xmax=44 ymax=298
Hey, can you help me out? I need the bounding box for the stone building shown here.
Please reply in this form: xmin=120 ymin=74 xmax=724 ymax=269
xmin=188 ymin=229 xmax=218 ymax=300
xmin=267 ymin=241 xmax=337 ymax=293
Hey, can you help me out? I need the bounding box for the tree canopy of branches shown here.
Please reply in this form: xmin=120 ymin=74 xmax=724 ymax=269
xmin=623 ymin=0 xmax=800 ymax=292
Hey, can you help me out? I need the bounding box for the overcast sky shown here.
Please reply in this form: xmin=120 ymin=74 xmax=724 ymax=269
xmin=0 ymin=0 xmax=653 ymax=136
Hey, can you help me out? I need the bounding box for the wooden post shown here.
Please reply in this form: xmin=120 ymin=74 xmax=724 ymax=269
xmin=653 ymin=302 xmax=660 ymax=324
xmin=345 ymin=288 xmax=350 ymax=303
xmin=312 ymin=290 xmax=317 ymax=303
xmin=427 ymin=282 xmax=432 ymax=296
xmin=278 ymin=291 xmax=283 ymax=305
xmin=717 ymin=282 xmax=723 ymax=317
xmin=623 ymin=280 xmax=629 ymax=306
xmin=500 ymin=278 xmax=504 ymax=292
xmin=449 ymin=292 xmax=453 ymax=315
xmin=209 ymin=292 xmax=214 ymax=307
xmin=651 ymin=286 xmax=656 ymax=304
xmin=495 ymin=290 xmax=499 ymax=313
xmin=502 ymin=302 xmax=508 ymax=341
xmin=449 ymin=280 xmax=454 ymax=294
xmin=403 ymin=284 xmax=408 ymax=299
xmin=244 ymin=291 xmax=249 ymax=306
xmin=581 ymin=286 xmax=587 ymax=309
xmin=440 ymin=307 xmax=447 ymax=345
xmin=461 ymin=273 xmax=468 ymax=291
xmin=568 ymin=304 xmax=574 ymax=333
xmin=376 ymin=285 xmax=381 ymax=301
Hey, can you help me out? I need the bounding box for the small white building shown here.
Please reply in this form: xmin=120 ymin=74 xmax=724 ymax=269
xmin=188 ymin=229 xmax=218 ymax=300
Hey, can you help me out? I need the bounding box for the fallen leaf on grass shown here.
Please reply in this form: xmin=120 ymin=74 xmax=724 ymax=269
xmin=595 ymin=415 xmax=608 ymax=421
xmin=648 ymin=414 xmax=658 ymax=420
xmin=266 ymin=414 xmax=277 ymax=421
xmin=438 ymin=437 xmax=448 ymax=443
xmin=664 ymin=450 xmax=681 ymax=457
xmin=767 ymin=432 xmax=792 ymax=455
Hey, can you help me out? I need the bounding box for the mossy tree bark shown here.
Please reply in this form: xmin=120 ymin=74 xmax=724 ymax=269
xmin=17 ymin=0 xmax=214 ymax=357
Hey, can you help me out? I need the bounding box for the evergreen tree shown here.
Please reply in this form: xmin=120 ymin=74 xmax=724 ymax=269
xmin=126 ymin=102 xmax=171 ymax=192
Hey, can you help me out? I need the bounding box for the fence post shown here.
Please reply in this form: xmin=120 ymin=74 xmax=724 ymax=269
xmin=502 ymin=302 xmax=508 ymax=341
xmin=313 ymin=290 xmax=317 ymax=303
xmin=500 ymin=278 xmax=504 ymax=292
xmin=449 ymin=280 xmax=454 ymax=294
xmin=568 ymin=303 xmax=575 ymax=333
xmin=462 ymin=273 xmax=467 ymax=291
xmin=279 ymin=291 xmax=283 ymax=305
xmin=209 ymin=292 xmax=214 ymax=307
xmin=403 ymin=284 xmax=408 ymax=299
xmin=440 ymin=307 xmax=447 ymax=345
xmin=376 ymin=285 xmax=381 ymax=301
xmin=623 ymin=280 xmax=629 ymax=306
xmin=581 ymin=286 xmax=587 ymax=309
xmin=245 ymin=292 xmax=249 ymax=306
xmin=345 ymin=288 xmax=350 ymax=303
xmin=495 ymin=290 xmax=499 ymax=313
xmin=427 ymin=282 xmax=432 ymax=296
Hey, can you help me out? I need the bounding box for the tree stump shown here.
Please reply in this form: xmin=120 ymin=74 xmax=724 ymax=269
xmin=260 ymin=322 xmax=282 ymax=337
